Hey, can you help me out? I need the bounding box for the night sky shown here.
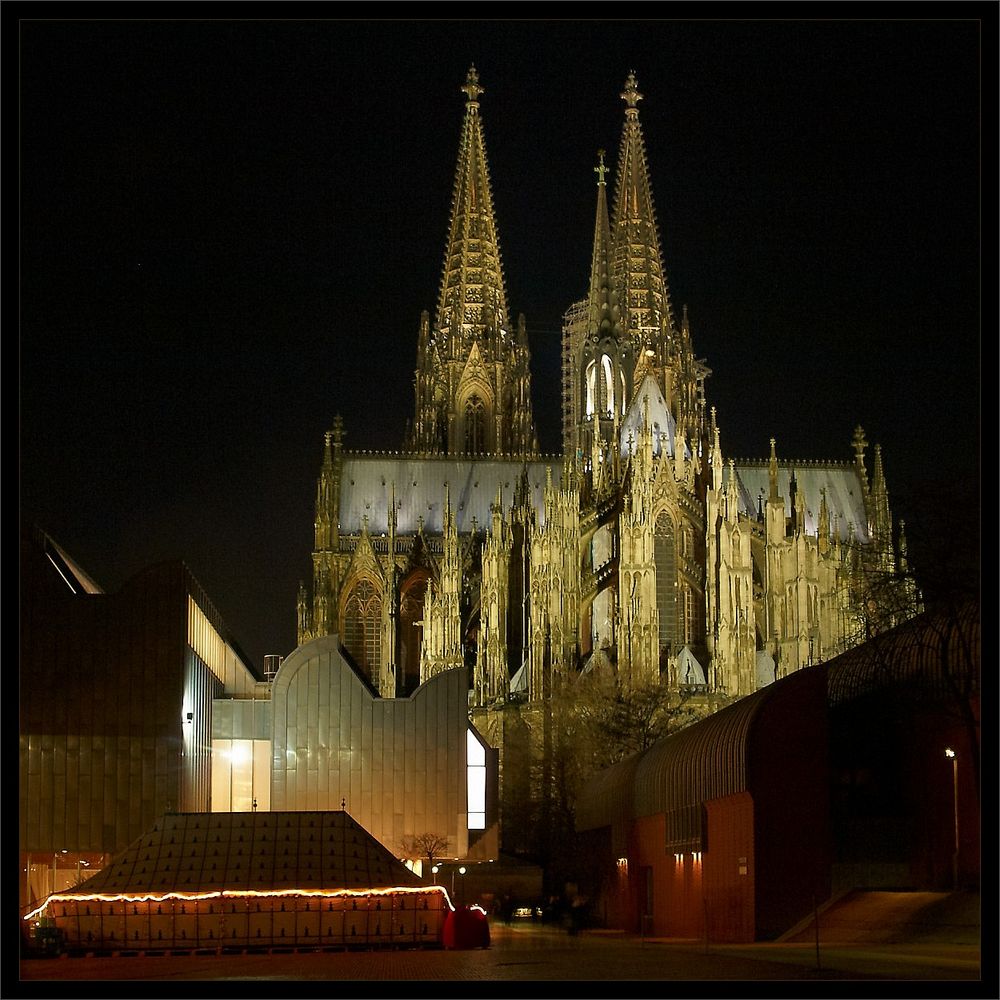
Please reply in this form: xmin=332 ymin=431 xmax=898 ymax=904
xmin=19 ymin=19 xmax=982 ymax=673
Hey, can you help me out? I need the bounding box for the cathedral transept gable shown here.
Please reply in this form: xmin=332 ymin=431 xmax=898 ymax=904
xmin=338 ymin=530 xmax=387 ymax=603
xmin=620 ymin=373 xmax=686 ymax=462
xmin=458 ymin=341 xmax=493 ymax=399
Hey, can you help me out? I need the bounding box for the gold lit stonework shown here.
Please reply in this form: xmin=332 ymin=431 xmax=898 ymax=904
xmin=298 ymin=71 xmax=921 ymax=854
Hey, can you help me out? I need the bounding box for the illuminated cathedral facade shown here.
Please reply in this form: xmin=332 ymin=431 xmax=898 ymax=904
xmin=296 ymin=69 xmax=919 ymax=843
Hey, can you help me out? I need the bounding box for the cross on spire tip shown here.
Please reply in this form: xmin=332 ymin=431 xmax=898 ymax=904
xmin=621 ymin=71 xmax=643 ymax=110
xmin=462 ymin=65 xmax=484 ymax=104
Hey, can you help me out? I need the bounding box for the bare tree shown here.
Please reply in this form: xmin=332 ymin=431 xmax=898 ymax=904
xmin=400 ymin=831 xmax=450 ymax=866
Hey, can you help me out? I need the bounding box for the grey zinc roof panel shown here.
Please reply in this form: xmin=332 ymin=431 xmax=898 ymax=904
xmin=727 ymin=462 xmax=870 ymax=543
xmin=339 ymin=456 xmax=563 ymax=535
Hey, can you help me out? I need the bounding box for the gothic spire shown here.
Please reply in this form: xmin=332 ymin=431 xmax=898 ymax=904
xmin=611 ymin=71 xmax=676 ymax=351
xmin=587 ymin=149 xmax=623 ymax=341
xmin=409 ymin=67 xmax=537 ymax=459
xmin=435 ymin=65 xmax=509 ymax=343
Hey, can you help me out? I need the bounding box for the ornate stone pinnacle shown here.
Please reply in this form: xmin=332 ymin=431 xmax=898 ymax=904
xmin=462 ymin=65 xmax=483 ymax=104
xmin=621 ymin=71 xmax=643 ymax=110
xmin=594 ymin=149 xmax=608 ymax=186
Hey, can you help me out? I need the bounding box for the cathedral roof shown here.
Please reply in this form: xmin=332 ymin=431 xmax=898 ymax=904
xmin=726 ymin=461 xmax=870 ymax=543
xmin=338 ymin=454 xmax=562 ymax=535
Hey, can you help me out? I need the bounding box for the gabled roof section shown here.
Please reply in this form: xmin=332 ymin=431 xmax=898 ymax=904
xmin=435 ymin=66 xmax=510 ymax=344
xmin=611 ymin=72 xmax=675 ymax=344
xmin=675 ymin=646 xmax=706 ymax=685
xmin=619 ymin=373 xmax=686 ymax=460
xmin=60 ymin=811 xmax=423 ymax=896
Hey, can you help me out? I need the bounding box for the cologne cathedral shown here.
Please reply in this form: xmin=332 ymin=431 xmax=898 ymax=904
xmin=296 ymin=68 xmax=919 ymax=849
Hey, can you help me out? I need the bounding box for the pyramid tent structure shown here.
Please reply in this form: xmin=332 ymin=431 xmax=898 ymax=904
xmin=63 ymin=810 xmax=423 ymax=896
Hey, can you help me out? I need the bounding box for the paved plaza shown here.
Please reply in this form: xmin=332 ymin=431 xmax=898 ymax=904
xmin=15 ymin=921 xmax=984 ymax=995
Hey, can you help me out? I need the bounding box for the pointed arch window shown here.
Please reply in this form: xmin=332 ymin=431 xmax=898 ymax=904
xmin=654 ymin=511 xmax=679 ymax=656
xmin=342 ymin=580 xmax=382 ymax=682
xmin=585 ymin=361 xmax=597 ymax=417
xmin=465 ymin=394 xmax=487 ymax=454
xmin=600 ymin=355 xmax=614 ymax=417
xmin=683 ymin=586 xmax=694 ymax=645
xmin=398 ymin=572 xmax=429 ymax=696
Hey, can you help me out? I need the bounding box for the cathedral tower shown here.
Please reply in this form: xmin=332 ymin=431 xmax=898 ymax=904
xmin=566 ymin=150 xmax=637 ymax=463
xmin=611 ymin=72 xmax=710 ymax=449
xmin=408 ymin=66 xmax=538 ymax=459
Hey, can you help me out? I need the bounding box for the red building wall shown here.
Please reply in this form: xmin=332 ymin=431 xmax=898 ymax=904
xmin=703 ymin=792 xmax=755 ymax=943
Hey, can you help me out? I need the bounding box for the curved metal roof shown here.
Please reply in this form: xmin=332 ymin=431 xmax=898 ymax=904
xmin=573 ymin=753 xmax=639 ymax=855
xmin=576 ymin=668 xmax=823 ymax=841
xmin=827 ymin=597 xmax=980 ymax=705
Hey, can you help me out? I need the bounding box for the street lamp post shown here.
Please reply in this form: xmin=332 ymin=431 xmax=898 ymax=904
xmin=449 ymin=865 xmax=467 ymax=906
xmin=945 ymin=748 xmax=959 ymax=890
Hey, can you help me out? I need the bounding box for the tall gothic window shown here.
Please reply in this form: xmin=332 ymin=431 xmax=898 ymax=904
xmin=465 ymin=395 xmax=486 ymax=454
xmin=600 ymin=355 xmax=614 ymax=416
xmin=398 ymin=572 xmax=429 ymax=696
xmin=654 ymin=511 xmax=679 ymax=655
xmin=342 ymin=580 xmax=382 ymax=683
xmin=585 ymin=361 xmax=596 ymax=417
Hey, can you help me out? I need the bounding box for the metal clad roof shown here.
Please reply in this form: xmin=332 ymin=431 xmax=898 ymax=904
xmin=619 ymin=374 xmax=686 ymax=460
xmin=339 ymin=456 xmax=562 ymax=535
xmin=728 ymin=462 xmax=869 ymax=542
xmin=573 ymin=753 xmax=639 ymax=854
xmin=826 ymin=598 xmax=980 ymax=705
xmin=577 ymin=670 xmax=825 ymax=849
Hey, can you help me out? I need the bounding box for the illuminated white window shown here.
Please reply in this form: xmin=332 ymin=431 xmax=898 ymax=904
xmin=600 ymin=355 xmax=614 ymax=415
xmin=585 ymin=361 xmax=597 ymax=416
xmin=467 ymin=729 xmax=486 ymax=830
